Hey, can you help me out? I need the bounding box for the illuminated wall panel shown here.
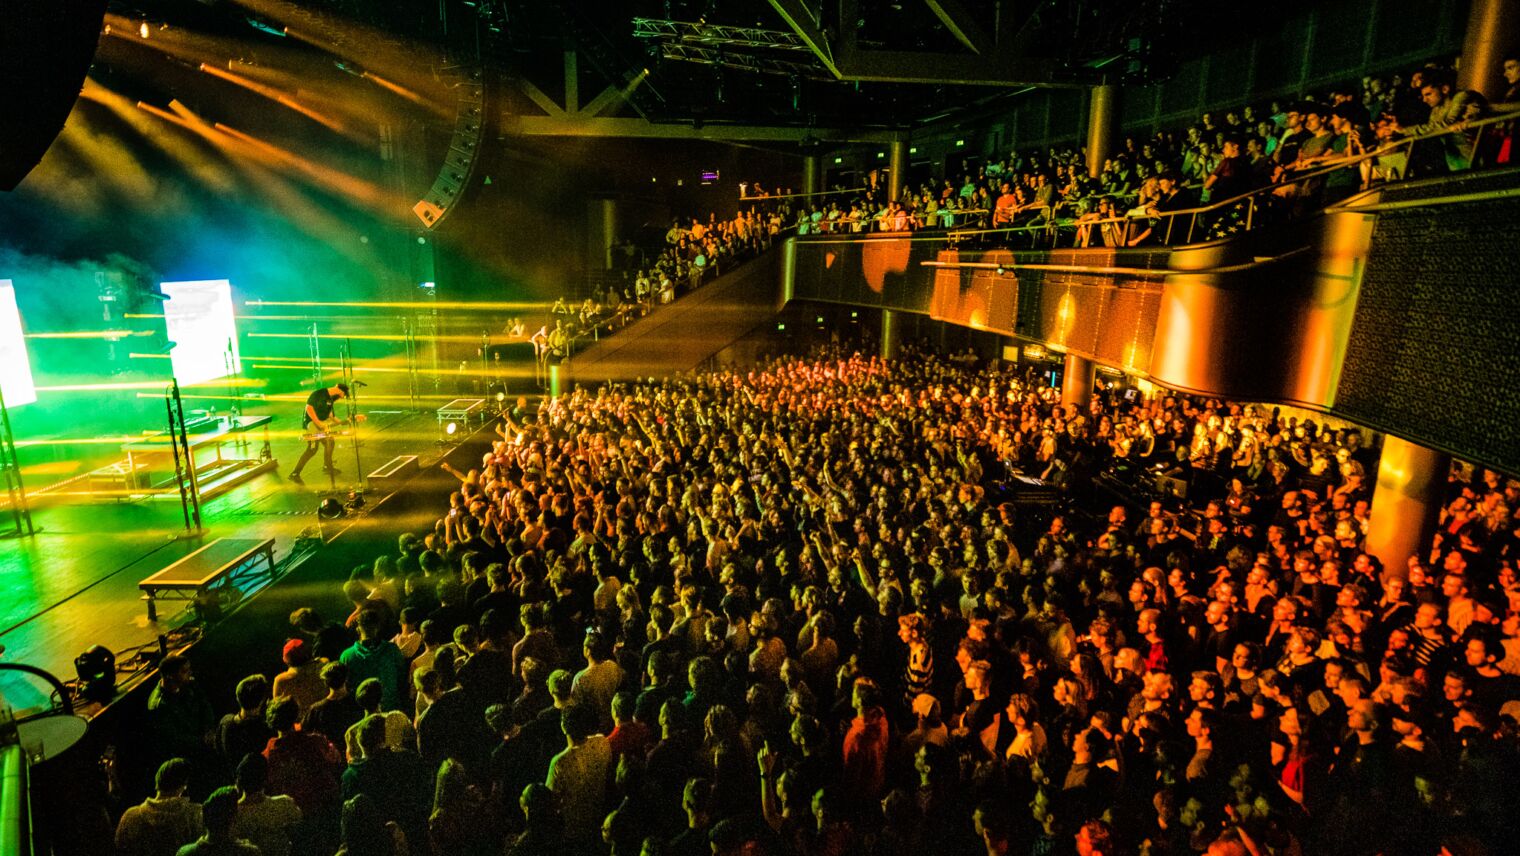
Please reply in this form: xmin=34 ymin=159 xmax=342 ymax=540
xmin=0 ymin=280 xmax=38 ymax=407
xmin=161 ymin=279 xmax=242 ymax=385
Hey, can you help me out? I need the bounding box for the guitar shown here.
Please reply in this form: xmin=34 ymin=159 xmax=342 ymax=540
xmin=301 ymin=413 xmax=368 ymax=442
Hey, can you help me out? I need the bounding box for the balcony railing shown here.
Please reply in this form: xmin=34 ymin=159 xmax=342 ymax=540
xmin=791 ymin=112 xmax=1516 ymax=250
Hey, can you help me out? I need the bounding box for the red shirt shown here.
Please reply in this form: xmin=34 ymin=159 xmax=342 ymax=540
xmin=1144 ymin=638 xmax=1169 ymax=673
xmin=842 ymin=708 xmax=889 ymax=801
xmin=264 ymin=731 xmax=339 ymax=814
xmin=607 ymin=721 xmax=651 ymax=762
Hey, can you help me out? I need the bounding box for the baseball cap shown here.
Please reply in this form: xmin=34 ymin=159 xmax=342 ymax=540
xmin=282 ymin=638 xmax=311 ymax=664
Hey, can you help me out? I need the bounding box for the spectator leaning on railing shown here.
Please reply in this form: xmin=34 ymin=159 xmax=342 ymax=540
xmin=765 ymin=57 xmax=1512 ymax=251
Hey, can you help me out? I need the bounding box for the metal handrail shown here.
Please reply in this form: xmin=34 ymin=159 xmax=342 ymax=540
xmin=792 ymin=111 xmax=1516 ymax=248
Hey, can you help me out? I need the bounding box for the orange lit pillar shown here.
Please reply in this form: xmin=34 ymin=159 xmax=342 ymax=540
xmin=1085 ymin=83 xmax=1119 ymax=179
xmin=1457 ymin=0 xmax=1520 ymax=101
xmin=1364 ymin=435 xmax=1450 ymax=574
xmin=1061 ymin=353 xmax=1094 ymax=408
xmin=888 ymin=139 xmax=908 ymax=203
xmin=881 ymin=309 xmax=902 ymax=360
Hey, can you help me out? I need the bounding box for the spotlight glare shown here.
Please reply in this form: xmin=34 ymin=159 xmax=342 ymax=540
xmin=139 ymin=22 xmax=150 ymax=39
xmin=445 ymin=421 xmax=458 ymax=436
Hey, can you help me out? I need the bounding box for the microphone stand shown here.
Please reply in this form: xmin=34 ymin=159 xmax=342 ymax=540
xmin=339 ymin=339 xmax=365 ymax=497
xmin=167 ymin=379 xmax=203 ymax=537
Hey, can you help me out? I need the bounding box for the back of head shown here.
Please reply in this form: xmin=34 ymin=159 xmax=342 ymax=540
xmin=341 ymin=794 xmax=392 ymax=855
xmin=202 ymin=787 xmax=240 ymax=837
xmin=235 ymin=674 xmax=270 ymax=711
xmin=156 ymin=757 xmax=192 ymax=796
xmin=282 ymin=638 xmax=312 ymax=667
xmin=236 ymin=752 xmax=269 ymax=794
xmin=321 ymin=661 xmax=350 ymax=692
xmin=266 ymin=696 xmax=301 ymax=734
xmin=433 ymin=757 xmax=471 ymax=812
xmin=547 ymin=669 xmax=575 ymax=703
xmin=355 ymin=678 xmax=384 ymax=711
xmin=561 ymin=702 xmax=598 ymax=743
xmin=612 ymin=690 xmax=637 ymax=724
xmin=519 ymin=782 xmax=558 ymax=824
xmin=357 ymin=713 xmax=389 ymax=756
xmin=357 ymin=607 xmax=382 ymax=640
xmin=480 ymin=608 xmax=509 ymax=642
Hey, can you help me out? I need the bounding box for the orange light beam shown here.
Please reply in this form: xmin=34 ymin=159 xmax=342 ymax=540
xmin=167 ymin=98 xmax=207 ymax=126
xmin=136 ymin=100 xmax=197 ymax=132
xmin=211 ymin=122 xmax=392 ymax=208
xmin=361 ymin=72 xmax=435 ymax=111
xmin=198 ymin=63 xmax=347 ymax=134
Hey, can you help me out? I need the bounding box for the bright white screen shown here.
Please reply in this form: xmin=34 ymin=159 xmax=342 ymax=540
xmin=0 ymin=280 xmax=38 ymax=407
xmin=162 ymin=279 xmax=242 ymax=385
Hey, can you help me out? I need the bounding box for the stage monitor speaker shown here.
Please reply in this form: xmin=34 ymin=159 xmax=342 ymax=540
xmin=0 ymin=1 xmax=110 ymax=191
xmin=368 ymin=455 xmax=421 ymax=486
xmin=1155 ymin=473 xmax=1189 ymax=500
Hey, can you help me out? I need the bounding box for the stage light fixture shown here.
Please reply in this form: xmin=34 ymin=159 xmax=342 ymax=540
xmin=0 ymin=281 xmax=39 ymax=407
xmin=139 ymin=22 xmax=150 ymax=39
xmin=317 ymin=498 xmax=344 ymax=520
xmin=161 ymin=280 xmax=241 ymax=385
xmin=74 ymin=645 xmax=117 ymax=703
xmin=445 ymin=421 xmax=458 ymax=436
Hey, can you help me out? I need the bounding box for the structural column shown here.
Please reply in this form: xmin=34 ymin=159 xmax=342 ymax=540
xmin=888 ymin=139 xmax=908 ymax=203
xmin=1085 ymin=83 xmax=1120 ymax=179
xmin=1365 ymin=435 xmax=1451 ymax=573
xmin=1060 ymin=352 xmax=1094 ymax=408
xmin=587 ymin=197 xmax=618 ymax=271
xmin=802 ymin=154 xmax=821 ymax=198
xmin=880 ymin=309 xmax=902 ymax=360
xmin=547 ymin=361 xmax=564 ymax=400
xmin=1457 ymin=0 xmax=1520 ymax=101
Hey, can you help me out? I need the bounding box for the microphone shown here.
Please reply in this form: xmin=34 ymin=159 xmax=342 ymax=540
xmin=351 ymin=380 xmax=369 ymax=388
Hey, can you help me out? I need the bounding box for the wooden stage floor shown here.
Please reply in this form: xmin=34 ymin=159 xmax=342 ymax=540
xmin=0 ymin=407 xmax=474 ymax=712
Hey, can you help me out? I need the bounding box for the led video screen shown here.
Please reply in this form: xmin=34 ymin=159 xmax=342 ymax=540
xmin=162 ymin=279 xmax=242 ymax=385
xmin=0 ymin=280 xmax=38 ymax=407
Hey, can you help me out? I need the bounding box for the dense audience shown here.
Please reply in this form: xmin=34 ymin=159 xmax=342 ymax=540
xmin=124 ymin=341 xmax=1520 ymax=856
xmin=534 ymin=201 xmax=797 ymax=364
xmin=774 ymin=59 xmax=1515 ymax=245
xmin=535 ymin=58 xmax=1514 ymax=363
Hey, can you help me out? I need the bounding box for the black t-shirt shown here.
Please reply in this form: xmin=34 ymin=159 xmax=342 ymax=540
xmin=304 ymin=387 xmax=338 ymax=427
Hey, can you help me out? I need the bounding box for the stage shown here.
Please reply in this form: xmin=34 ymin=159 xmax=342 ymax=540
xmin=0 ymin=404 xmax=487 ymax=713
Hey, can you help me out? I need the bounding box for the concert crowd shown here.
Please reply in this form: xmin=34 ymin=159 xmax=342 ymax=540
xmin=121 ymin=342 xmax=1520 ymax=856
xmin=774 ymin=60 xmax=1517 ymax=243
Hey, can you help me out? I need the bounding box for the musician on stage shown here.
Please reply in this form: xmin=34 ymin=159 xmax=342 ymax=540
xmin=289 ymin=382 xmax=348 ymax=482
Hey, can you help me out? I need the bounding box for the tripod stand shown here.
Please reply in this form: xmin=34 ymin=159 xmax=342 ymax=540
xmin=0 ymin=384 xmax=36 ymax=539
xmin=314 ymin=339 xmax=369 ymax=516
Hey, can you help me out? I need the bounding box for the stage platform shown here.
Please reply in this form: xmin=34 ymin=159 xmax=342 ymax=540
xmin=0 ymin=406 xmax=483 ymax=713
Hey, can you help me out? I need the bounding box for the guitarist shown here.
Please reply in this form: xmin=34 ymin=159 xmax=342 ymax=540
xmin=290 ymin=382 xmax=348 ymax=482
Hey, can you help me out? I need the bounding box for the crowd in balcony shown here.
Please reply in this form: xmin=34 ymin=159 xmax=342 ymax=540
xmin=531 ymin=203 xmax=798 ymax=363
xmin=782 ymin=56 xmax=1519 ymax=245
xmin=111 ymin=340 xmax=1520 ymax=856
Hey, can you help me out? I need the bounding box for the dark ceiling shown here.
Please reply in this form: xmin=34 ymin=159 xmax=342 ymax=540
xmin=110 ymin=0 xmax=1286 ymax=132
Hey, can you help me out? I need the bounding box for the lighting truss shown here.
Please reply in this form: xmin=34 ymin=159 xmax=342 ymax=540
xmin=656 ymin=44 xmax=836 ymax=80
xmin=632 ymin=18 xmax=812 ymax=53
